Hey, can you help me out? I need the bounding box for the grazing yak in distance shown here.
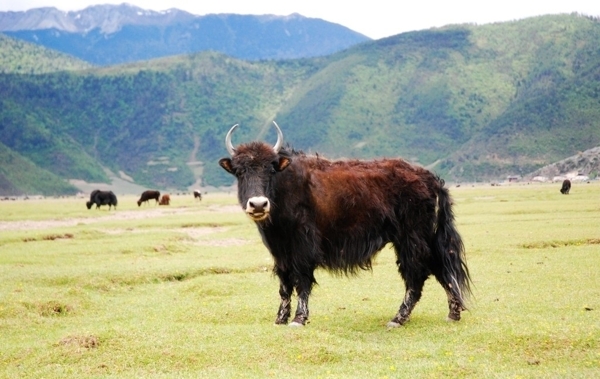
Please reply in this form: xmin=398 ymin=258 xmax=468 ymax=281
xmin=137 ymin=190 xmax=160 ymax=206
xmin=159 ymin=194 xmax=171 ymax=205
xmin=86 ymin=190 xmax=118 ymax=210
xmin=560 ymin=179 xmax=571 ymax=194
xmin=193 ymin=190 xmax=202 ymax=201
xmin=219 ymin=121 xmax=471 ymax=327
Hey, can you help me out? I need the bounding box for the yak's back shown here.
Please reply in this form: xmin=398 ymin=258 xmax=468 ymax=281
xmin=286 ymin=154 xmax=439 ymax=232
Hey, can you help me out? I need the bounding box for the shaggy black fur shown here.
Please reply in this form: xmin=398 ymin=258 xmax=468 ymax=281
xmin=86 ymin=190 xmax=118 ymax=210
xmin=220 ymin=135 xmax=471 ymax=327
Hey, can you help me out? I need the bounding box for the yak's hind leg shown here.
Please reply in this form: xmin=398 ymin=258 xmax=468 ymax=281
xmin=388 ymin=233 xmax=432 ymax=327
xmin=388 ymin=270 xmax=429 ymax=327
xmin=432 ymin=266 xmax=467 ymax=322
xmin=432 ymin=181 xmax=471 ymax=322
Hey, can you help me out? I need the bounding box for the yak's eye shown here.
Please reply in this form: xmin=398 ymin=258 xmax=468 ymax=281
xmin=270 ymin=166 xmax=276 ymax=174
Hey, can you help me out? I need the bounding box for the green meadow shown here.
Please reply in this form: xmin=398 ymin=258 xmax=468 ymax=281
xmin=0 ymin=184 xmax=598 ymax=378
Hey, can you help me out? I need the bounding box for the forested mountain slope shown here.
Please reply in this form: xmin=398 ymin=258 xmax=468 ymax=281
xmin=0 ymin=33 xmax=93 ymax=74
xmin=1 ymin=14 xmax=600 ymax=195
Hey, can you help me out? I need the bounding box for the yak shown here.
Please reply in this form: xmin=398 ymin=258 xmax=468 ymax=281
xmin=86 ymin=190 xmax=118 ymax=210
xmin=219 ymin=122 xmax=471 ymax=327
xmin=193 ymin=190 xmax=202 ymax=201
xmin=137 ymin=190 xmax=160 ymax=206
xmin=159 ymin=194 xmax=171 ymax=205
xmin=560 ymin=179 xmax=571 ymax=194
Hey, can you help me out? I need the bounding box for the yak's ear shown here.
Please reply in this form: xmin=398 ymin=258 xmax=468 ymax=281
xmin=276 ymin=156 xmax=291 ymax=172
xmin=219 ymin=158 xmax=234 ymax=174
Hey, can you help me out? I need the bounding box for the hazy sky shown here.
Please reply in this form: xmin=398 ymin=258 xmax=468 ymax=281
xmin=1 ymin=0 xmax=599 ymax=39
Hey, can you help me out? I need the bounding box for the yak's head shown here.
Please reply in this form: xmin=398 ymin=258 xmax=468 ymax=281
xmin=86 ymin=201 xmax=93 ymax=210
xmin=219 ymin=121 xmax=291 ymax=222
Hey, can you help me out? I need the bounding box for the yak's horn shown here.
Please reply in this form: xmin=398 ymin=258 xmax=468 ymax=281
xmin=225 ymin=124 xmax=238 ymax=156
xmin=272 ymin=121 xmax=283 ymax=153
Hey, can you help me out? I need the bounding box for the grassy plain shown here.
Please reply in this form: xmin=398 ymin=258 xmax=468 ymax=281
xmin=0 ymin=184 xmax=599 ymax=378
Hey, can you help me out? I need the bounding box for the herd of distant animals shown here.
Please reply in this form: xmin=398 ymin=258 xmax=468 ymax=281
xmin=85 ymin=189 xmax=202 ymax=210
xmin=82 ymin=178 xmax=572 ymax=211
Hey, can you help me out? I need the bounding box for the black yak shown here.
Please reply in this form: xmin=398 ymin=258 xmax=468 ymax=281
xmin=137 ymin=190 xmax=160 ymax=206
xmin=219 ymin=122 xmax=471 ymax=327
xmin=86 ymin=190 xmax=117 ymax=210
xmin=560 ymin=179 xmax=571 ymax=194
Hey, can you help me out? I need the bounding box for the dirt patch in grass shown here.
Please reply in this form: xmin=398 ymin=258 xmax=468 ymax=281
xmin=181 ymin=226 xmax=249 ymax=247
xmin=102 ymin=228 xmax=137 ymax=235
xmin=207 ymin=204 xmax=242 ymax=213
xmin=182 ymin=227 xmax=228 ymax=238
xmin=58 ymin=335 xmax=100 ymax=349
xmin=103 ymin=266 xmax=267 ymax=288
xmin=195 ymin=238 xmax=248 ymax=247
xmin=25 ymin=301 xmax=74 ymax=317
xmin=0 ymin=206 xmax=221 ymax=231
xmin=522 ymin=238 xmax=600 ymax=249
xmin=21 ymin=233 xmax=74 ymax=242
xmin=42 ymin=233 xmax=74 ymax=241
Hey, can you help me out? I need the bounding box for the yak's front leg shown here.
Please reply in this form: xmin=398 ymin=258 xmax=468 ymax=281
xmin=290 ymin=270 xmax=316 ymax=326
xmin=274 ymin=267 xmax=293 ymax=325
xmin=290 ymin=290 xmax=309 ymax=326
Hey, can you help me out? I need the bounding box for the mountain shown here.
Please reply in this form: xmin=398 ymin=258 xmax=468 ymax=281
xmin=0 ymin=141 xmax=79 ymax=196
xmin=0 ymin=33 xmax=93 ymax=74
xmin=1 ymin=14 xmax=600 ymax=195
xmin=0 ymin=4 xmax=196 ymax=33
xmin=526 ymin=146 xmax=600 ymax=180
xmin=0 ymin=4 xmax=371 ymax=65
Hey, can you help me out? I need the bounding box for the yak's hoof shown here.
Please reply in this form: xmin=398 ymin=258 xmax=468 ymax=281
xmin=386 ymin=321 xmax=402 ymax=329
xmin=387 ymin=316 xmax=408 ymax=328
xmin=446 ymin=315 xmax=461 ymax=322
xmin=289 ymin=321 xmax=304 ymax=327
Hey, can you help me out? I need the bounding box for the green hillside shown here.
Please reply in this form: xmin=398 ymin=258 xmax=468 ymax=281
xmin=277 ymin=14 xmax=600 ymax=181
xmin=1 ymin=14 xmax=600 ymax=194
xmin=0 ymin=34 xmax=93 ymax=74
xmin=0 ymin=142 xmax=78 ymax=196
xmin=0 ymin=53 xmax=319 ymax=191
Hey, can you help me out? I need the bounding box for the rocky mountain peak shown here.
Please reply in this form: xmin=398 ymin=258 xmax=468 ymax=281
xmin=0 ymin=3 xmax=196 ymax=34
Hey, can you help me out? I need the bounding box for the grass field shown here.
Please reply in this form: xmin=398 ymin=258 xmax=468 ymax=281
xmin=0 ymin=184 xmax=599 ymax=378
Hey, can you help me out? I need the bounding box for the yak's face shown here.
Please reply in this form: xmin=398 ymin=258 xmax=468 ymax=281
xmin=219 ymin=142 xmax=290 ymax=222
xmin=219 ymin=122 xmax=289 ymax=222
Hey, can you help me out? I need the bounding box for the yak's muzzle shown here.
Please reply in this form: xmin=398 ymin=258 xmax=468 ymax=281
xmin=245 ymin=196 xmax=270 ymax=221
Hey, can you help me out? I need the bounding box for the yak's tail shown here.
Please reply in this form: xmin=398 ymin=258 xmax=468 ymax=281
xmin=434 ymin=179 xmax=472 ymax=309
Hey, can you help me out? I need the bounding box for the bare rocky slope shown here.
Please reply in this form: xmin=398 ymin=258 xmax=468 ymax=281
xmin=526 ymin=146 xmax=600 ymax=180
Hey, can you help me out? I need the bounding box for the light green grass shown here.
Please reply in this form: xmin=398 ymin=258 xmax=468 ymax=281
xmin=0 ymin=185 xmax=599 ymax=378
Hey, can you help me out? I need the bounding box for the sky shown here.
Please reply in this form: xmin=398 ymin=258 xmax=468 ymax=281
xmin=0 ymin=0 xmax=599 ymax=39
